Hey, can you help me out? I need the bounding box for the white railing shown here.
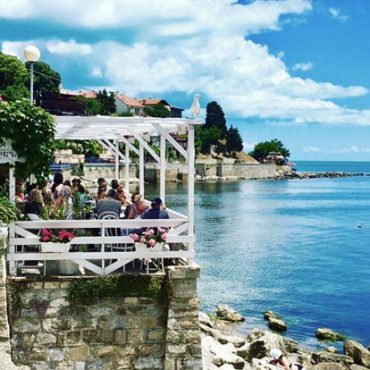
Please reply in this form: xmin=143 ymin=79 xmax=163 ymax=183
xmin=7 ymin=217 xmax=194 ymax=276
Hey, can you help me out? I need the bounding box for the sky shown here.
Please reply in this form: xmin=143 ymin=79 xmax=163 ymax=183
xmin=0 ymin=0 xmax=370 ymax=161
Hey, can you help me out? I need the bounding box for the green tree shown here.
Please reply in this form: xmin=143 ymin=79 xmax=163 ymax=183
xmin=84 ymin=98 xmax=103 ymax=115
xmin=96 ymin=89 xmax=116 ymax=115
xmin=249 ymin=139 xmax=290 ymax=161
xmin=0 ymin=99 xmax=55 ymax=183
xmin=204 ymin=101 xmax=227 ymax=138
xmin=0 ymin=52 xmax=29 ymax=101
xmin=143 ymin=103 xmax=171 ymax=118
xmin=54 ymin=140 xmax=102 ymax=158
xmin=26 ymin=61 xmax=61 ymax=103
xmin=226 ymin=125 xmax=243 ymax=154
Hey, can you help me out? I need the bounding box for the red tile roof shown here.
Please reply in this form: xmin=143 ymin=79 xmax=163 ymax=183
xmin=116 ymin=95 xmax=144 ymax=108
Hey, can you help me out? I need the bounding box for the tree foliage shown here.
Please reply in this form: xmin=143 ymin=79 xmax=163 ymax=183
xmin=97 ymin=89 xmax=116 ymax=115
xmin=249 ymin=139 xmax=290 ymax=161
xmin=0 ymin=99 xmax=55 ymax=183
xmin=54 ymin=140 xmax=102 ymax=157
xmin=26 ymin=61 xmax=61 ymax=103
xmin=196 ymin=101 xmax=243 ymax=155
xmin=84 ymin=90 xmax=116 ymax=115
xmin=0 ymin=52 xmax=29 ymax=101
xmin=204 ymin=101 xmax=227 ymax=137
xmin=226 ymin=125 xmax=243 ymax=153
xmin=144 ymin=103 xmax=171 ymax=118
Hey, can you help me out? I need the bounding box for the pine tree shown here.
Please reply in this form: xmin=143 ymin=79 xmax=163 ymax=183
xmin=204 ymin=101 xmax=227 ymax=138
xmin=226 ymin=125 xmax=243 ymax=153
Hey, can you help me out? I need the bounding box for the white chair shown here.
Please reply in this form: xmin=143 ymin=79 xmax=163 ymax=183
xmin=98 ymin=212 xmax=135 ymax=272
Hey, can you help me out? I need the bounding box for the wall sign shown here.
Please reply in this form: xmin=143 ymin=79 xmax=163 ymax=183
xmin=0 ymin=139 xmax=18 ymax=163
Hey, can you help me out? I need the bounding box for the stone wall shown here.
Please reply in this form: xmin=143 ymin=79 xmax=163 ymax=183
xmin=6 ymin=265 xmax=202 ymax=370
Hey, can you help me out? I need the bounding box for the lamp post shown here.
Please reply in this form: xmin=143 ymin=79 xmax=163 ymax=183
xmin=23 ymin=45 xmax=41 ymax=105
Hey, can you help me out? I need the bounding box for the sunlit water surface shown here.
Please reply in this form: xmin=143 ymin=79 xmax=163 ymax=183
xmin=145 ymin=162 xmax=370 ymax=349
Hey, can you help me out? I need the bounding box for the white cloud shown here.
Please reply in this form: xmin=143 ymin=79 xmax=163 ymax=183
xmin=1 ymin=40 xmax=31 ymax=58
xmin=304 ymin=145 xmax=370 ymax=154
xmin=46 ymin=39 xmax=92 ymax=55
xmin=1 ymin=0 xmax=369 ymax=126
xmin=90 ymin=67 xmax=103 ymax=78
xmin=329 ymin=7 xmax=349 ymax=22
xmin=0 ymin=0 xmax=312 ymax=34
xmin=292 ymin=62 xmax=313 ymax=72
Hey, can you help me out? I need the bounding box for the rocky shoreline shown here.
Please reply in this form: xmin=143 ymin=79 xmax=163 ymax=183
xmin=195 ymin=171 xmax=369 ymax=183
xmin=200 ymin=305 xmax=370 ymax=370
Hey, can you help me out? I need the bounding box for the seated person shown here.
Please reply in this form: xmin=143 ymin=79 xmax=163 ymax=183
xmin=141 ymin=197 xmax=169 ymax=219
xmin=125 ymin=193 xmax=148 ymax=219
xmin=24 ymin=188 xmax=43 ymax=216
xmin=95 ymin=189 xmax=122 ymax=218
xmin=96 ymin=184 xmax=107 ymax=201
xmin=115 ymin=185 xmax=131 ymax=206
xmin=111 ymin=179 xmax=119 ymax=190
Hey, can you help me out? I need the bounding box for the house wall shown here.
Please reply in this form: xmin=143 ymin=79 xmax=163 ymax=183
xmin=115 ymin=98 xmax=129 ymax=115
xmin=6 ymin=265 xmax=202 ymax=370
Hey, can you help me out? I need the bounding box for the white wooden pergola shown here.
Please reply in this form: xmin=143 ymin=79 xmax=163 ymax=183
xmin=7 ymin=115 xmax=201 ymax=276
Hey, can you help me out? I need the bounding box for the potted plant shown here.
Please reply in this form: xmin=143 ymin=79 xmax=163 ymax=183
xmin=39 ymin=229 xmax=80 ymax=274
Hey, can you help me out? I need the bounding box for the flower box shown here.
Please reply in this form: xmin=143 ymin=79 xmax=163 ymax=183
xmin=135 ymin=242 xmax=164 ymax=252
xmin=40 ymin=243 xmax=71 ymax=253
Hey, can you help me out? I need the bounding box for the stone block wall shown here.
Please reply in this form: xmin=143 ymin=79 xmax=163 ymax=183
xmin=6 ymin=265 xmax=202 ymax=370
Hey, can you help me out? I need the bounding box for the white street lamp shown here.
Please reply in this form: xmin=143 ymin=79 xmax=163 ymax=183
xmin=23 ymin=45 xmax=41 ymax=104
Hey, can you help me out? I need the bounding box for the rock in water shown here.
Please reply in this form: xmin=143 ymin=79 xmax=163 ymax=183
xmin=263 ymin=311 xmax=280 ymax=321
xmin=268 ymin=317 xmax=288 ymax=332
xmin=344 ymin=339 xmax=370 ymax=367
xmin=215 ymin=304 xmax=245 ymax=322
xmin=316 ymin=328 xmax=347 ymax=341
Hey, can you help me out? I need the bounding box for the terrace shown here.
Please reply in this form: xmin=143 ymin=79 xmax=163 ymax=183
xmin=6 ymin=115 xmax=200 ymax=276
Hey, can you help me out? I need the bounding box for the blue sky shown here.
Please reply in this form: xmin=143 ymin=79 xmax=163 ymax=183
xmin=1 ymin=0 xmax=370 ymax=161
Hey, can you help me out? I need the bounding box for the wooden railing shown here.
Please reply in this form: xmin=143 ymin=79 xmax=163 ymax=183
xmin=7 ymin=217 xmax=194 ymax=276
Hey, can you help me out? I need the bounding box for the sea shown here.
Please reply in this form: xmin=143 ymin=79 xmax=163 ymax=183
xmin=147 ymin=161 xmax=370 ymax=350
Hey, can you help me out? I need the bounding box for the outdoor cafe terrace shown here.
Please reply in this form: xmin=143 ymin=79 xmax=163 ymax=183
xmin=7 ymin=115 xmax=200 ymax=277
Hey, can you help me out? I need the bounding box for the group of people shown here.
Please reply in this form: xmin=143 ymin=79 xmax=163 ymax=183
xmin=15 ymin=173 xmax=169 ymax=221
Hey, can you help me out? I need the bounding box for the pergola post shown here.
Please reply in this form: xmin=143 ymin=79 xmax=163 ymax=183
xmin=187 ymin=125 xmax=195 ymax=253
xmin=125 ymin=141 xmax=130 ymax=192
xmin=160 ymin=135 xmax=166 ymax=203
xmin=115 ymin=139 xmax=119 ymax=179
xmin=9 ymin=167 xmax=16 ymax=203
xmin=139 ymin=143 xmax=144 ymax=196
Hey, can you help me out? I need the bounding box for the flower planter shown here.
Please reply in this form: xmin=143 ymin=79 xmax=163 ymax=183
xmin=135 ymin=242 xmax=164 ymax=252
xmin=57 ymin=260 xmax=79 ymax=275
xmin=40 ymin=243 xmax=71 ymax=253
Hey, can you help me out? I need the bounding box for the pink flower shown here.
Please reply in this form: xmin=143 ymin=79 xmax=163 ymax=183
xmin=58 ymin=230 xmax=75 ymax=242
xmin=148 ymin=239 xmax=156 ymax=247
xmin=147 ymin=229 xmax=155 ymax=236
xmin=140 ymin=237 xmax=146 ymax=244
xmin=41 ymin=236 xmax=51 ymax=242
xmin=157 ymin=227 xmax=164 ymax=233
xmin=161 ymin=233 xmax=167 ymax=241
xmin=41 ymin=229 xmax=52 ymax=237
xmin=129 ymin=233 xmax=139 ymax=241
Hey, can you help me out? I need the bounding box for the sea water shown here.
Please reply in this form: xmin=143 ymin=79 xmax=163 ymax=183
xmin=146 ymin=161 xmax=370 ymax=349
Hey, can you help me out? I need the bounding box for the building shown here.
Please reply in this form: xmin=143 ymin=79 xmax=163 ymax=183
xmin=140 ymin=98 xmax=184 ymax=118
xmin=40 ymin=89 xmax=97 ymax=115
xmin=115 ymin=94 xmax=144 ymax=116
xmin=115 ymin=95 xmax=184 ymax=118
